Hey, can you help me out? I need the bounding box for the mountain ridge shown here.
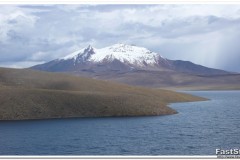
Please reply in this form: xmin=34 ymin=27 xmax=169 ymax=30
xmin=62 ymin=43 xmax=166 ymax=66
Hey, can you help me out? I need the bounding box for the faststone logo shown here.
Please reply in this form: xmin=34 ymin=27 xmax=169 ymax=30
xmin=216 ymin=148 xmax=240 ymax=158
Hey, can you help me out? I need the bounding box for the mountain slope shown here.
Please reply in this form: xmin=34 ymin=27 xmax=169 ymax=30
xmin=168 ymin=60 xmax=229 ymax=75
xmin=0 ymin=67 xmax=206 ymax=120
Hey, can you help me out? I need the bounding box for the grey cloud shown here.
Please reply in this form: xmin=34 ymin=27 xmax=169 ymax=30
xmin=19 ymin=5 xmax=55 ymax=9
xmin=117 ymin=15 xmax=240 ymax=40
xmin=76 ymin=4 xmax=156 ymax=12
xmin=0 ymin=4 xmax=240 ymax=72
xmin=150 ymin=16 xmax=240 ymax=39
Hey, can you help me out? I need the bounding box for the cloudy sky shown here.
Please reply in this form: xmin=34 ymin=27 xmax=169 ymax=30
xmin=1 ymin=4 xmax=240 ymax=72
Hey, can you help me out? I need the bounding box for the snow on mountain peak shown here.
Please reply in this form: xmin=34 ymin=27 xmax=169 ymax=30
xmin=62 ymin=44 xmax=95 ymax=61
xmin=61 ymin=43 xmax=165 ymax=67
xmin=86 ymin=45 xmax=94 ymax=51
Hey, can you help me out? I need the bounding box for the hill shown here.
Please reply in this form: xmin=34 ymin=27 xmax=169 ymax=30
xmin=77 ymin=70 xmax=240 ymax=90
xmin=0 ymin=67 xmax=206 ymax=120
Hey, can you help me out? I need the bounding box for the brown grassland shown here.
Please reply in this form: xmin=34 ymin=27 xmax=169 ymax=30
xmin=0 ymin=67 xmax=207 ymax=120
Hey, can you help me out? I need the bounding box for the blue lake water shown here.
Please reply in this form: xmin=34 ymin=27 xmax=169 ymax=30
xmin=0 ymin=91 xmax=239 ymax=155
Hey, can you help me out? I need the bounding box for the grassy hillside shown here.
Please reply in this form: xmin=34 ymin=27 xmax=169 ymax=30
xmin=0 ymin=67 xmax=206 ymax=120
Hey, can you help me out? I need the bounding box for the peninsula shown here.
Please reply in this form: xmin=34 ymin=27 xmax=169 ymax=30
xmin=0 ymin=67 xmax=206 ymax=120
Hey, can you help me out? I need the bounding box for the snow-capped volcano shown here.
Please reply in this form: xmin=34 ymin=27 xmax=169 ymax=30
xmin=31 ymin=43 xmax=229 ymax=77
xmin=61 ymin=43 xmax=167 ymax=67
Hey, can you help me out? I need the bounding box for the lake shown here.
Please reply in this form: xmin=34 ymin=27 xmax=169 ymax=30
xmin=0 ymin=91 xmax=239 ymax=155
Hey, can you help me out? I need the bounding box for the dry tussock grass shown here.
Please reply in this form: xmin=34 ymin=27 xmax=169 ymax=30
xmin=0 ymin=68 xmax=206 ymax=120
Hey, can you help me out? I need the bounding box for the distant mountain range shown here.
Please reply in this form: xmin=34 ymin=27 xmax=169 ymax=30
xmin=31 ymin=43 xmax=240 ymax=89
